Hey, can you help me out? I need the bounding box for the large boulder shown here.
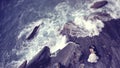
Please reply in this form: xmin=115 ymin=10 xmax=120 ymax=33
xmin=26 ymin=46 xmax=51 ymax=68
xmin=91 ymin=1 xmax=108 ymax=9
xmin=50 ymin=42 xmax=82 ymax=68
xmin=60 ymin=22 xmax=86 ymax=37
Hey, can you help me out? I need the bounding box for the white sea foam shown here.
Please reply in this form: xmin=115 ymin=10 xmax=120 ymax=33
xmin=72 ymin=15 xmax=104 ymax=37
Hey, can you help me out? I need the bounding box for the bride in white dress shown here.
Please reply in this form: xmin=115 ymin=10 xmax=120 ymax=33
xmin=87 ymin=46 xmax=99 ymax=63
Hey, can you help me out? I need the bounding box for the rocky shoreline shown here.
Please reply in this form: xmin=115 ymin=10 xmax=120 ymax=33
xmin=19 ymin=1 xmax=120 ymax=68
xmin=19 ymin=18 xmax=120 ymax=68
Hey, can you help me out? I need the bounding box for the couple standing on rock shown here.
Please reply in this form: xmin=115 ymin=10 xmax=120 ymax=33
xmin=87 ymin=45 xmax=99 ymax=63
xmin=79 ymin=45 xmax=99 ymax=68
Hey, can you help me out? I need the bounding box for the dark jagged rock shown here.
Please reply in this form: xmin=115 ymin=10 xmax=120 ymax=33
xmin=26 ymin=46 xmax=51 ymax=68
xmin=48 ymin=42 xmax=82 ymax=68
xmin=19 ymin=60 xmax=27 ymax=68
xmin=58 ymin=18 xmax=120 ymax=68
xmin=26 ymin=25 xmax=40 ymax=40
xmin=91 ymin=1 xmax=108 ymax=9
xmin=103 ymin=19 xmax=120 ymax=41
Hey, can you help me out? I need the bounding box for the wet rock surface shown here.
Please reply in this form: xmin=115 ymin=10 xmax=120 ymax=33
xmin=88 ymin=12 xmax=112 ymax=21
xmin=27 ymin=25 xmax=40 ymax=40
xmin=91 ymin=1 xmax=108 ymax=9
xmin=19 ymin=18 xmax=120 ymax=68
xmin=26 ymin=46 xmax=51 ymax=68
xmin=49 ymin=42 xmax=82 ymax=68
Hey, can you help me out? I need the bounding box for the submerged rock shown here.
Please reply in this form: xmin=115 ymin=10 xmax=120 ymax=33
xmin=91 ymin=1 xmax=108 ymax=9
xmin=88 ymin=12 xmax=112 ymax=21
xmin=26 ymin=25 xmax=40 ymax=40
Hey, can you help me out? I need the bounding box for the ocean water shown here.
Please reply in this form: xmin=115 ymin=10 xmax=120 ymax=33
xmin=0 ymin=0 xmax=120 ymax=68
